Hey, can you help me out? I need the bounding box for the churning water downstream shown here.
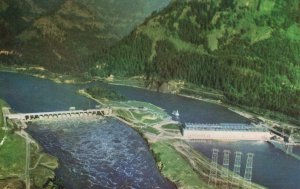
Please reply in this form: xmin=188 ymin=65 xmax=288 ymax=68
xmin=27 ymin=118 xmax=173 ymax=189
xmin=1 ymin=71 xmax=300 ymax=189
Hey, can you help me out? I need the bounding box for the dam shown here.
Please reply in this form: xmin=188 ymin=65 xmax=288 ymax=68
xmin=3 ymin=107 xmax=113 ymax=122
xmin=183 ymin=123 xmax=274 ymax=141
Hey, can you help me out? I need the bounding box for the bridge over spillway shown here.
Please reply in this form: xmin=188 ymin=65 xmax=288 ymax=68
xmin=183 ymin=123 xmax=274 ymax=141
xmin=4 ymin=108 xmax=112 ymax=122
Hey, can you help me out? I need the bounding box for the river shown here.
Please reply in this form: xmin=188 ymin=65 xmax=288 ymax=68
xmin=0 ymin=71 xmax=299 ymax=189
xmin=89 ymin=82 xmax=300 ymax=189
xmin=0 ymin=71 xmax=174 ymax=189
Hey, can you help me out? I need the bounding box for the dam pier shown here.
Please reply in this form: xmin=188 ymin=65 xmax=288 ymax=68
xmin=3 ymin=107 xmax=112 ymax=126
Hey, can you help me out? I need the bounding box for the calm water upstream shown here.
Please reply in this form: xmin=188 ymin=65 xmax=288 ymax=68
xmin=0 ymin=71 xmax=299 ymax=189
xmin=87 ymin=82 xmax=250 ymax=124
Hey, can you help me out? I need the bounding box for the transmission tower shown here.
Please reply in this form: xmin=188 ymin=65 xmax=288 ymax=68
xmin=221 ymin=150 xmax=230 ymax=189
xmin=286 ymin=143 xmax=293 ymax=154
xmin=233 ymin=151 xmax=242 ymax=176
xmin=208 ymin=148 xmax=219 ymax=186
xmin=243 ymin=153 xmax=254 ymax=188
xmin=244 ymin=153 xmax=254 ymax=181
xmin=230 ymin=151 xmax=243 ymax=188
xmin=286 ymin=132 xmax=295 ymax=154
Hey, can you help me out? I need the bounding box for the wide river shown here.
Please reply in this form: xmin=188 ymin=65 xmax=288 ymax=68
xmin=0 ymin=71 xmax=299 ymax=189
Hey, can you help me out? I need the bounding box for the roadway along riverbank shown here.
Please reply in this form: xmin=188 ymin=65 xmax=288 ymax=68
xmin=0 ymin=99 xmax=59 ymax=189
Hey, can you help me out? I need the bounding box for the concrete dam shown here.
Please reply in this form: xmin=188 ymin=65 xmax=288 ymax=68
xmin=4 ymin=108 xmax=113 ymax=122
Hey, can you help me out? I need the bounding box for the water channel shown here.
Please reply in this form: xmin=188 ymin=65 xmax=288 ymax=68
xmin=0 ymin=71 xmax=299 ymax=189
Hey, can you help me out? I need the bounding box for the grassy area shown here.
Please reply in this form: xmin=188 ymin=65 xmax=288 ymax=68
xmin=0 ymin=65 xmax=91 ymax=84
xmin=125 ymin=100 xmax=167 ymax=114
xmin=0 ymin=99 xmax=8 ymax=139
xmin=179 ymin=84 xmax=224 ymax=102
xmin=115 ymin=107 xmax=165 ymax=127
xmin=0 ymin=98 xmax=58 ymax=188
xmin=0 ymin=134 xmax=26 ymax=176
xmin=0 ymin=132 xmax=58 ymax=188
xmin=86 ymin=87 xmax=127 ymax=101
xmin=152 ymin=140 xmax=264 ymax=189
xmin=142 ymin=127 xmax=160 ymax=135
xmin=161 ymin=123 xmax=181 ymax=130
xmin=0 ymin=99 xmax=8 ymax=124
xmin=96 ymin=91 xmax=169 ymax=127
xmin=239 ymin=105 xmax=300 ymax=126
xmin=105 ymin=76 xmax=145 ymax=88
xmin=0 ymin=179 xmax=25 ymax=189
xmin=151 ymin=141 xmax=210 ymax=188
xmin=131 ymin=111 xmax=149 ymax=120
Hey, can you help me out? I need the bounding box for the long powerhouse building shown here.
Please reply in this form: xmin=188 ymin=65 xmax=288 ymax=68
xmin=183 ymin=123 xmax=273 ymax=141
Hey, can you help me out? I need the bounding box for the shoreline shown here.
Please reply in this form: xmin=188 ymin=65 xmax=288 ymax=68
xmin=111 ymin=110 xmax=264 ymax=189
xmin=0 ymin=108 xmax=59 ymax=188
xmin=1 ymin=67 xmax=297 ymax=128
xmin=80 ymin=89 xmax=263 ymax=189
xmin=112 ymin=115 xmax=178 ymax=188
xmin=0 ymin=65 xmax=92 ymax=85
xmin=0 ymin=68 xmax=296 ymax=188
xmin=66 ymin=90 xmax=180 ymax=187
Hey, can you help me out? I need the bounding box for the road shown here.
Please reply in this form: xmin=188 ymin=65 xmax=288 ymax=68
xmin=19 ymin=130 xmax=30 ymax=189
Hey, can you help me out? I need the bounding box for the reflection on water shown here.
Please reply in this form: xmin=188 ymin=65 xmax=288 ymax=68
xmin=0 ymin=71 xmax=95 ymax=113
xmin=27 ymin=117 xmax=174 ymax=189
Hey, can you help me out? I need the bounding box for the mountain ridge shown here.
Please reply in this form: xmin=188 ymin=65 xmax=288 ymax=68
xmin=0 ymin=0 xmax=170 ymax=72
xmin=92 ymin=0 xmax=300 ymax=121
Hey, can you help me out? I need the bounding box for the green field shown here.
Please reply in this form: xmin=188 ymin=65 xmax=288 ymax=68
xmin=0 ymin=98 xmax=58 ymax=188
xmin=162 ymin=123 xmax=181 ymax=130
xmin=0 ymin=134 xmax=26 ymax=177
xmin=142 ymin=127 xmax=160 ymax=135
xmin=115 ymin=106 xmax=165 ymax=131
xmin=0 ymin=99 xmax=27 ymax=180
xmin=0 ymin=99 xmax=8 ymax=126
xmin=151 ymin=141 xmax=210 ymax=189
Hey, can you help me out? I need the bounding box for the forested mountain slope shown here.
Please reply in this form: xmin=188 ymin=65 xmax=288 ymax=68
xmin=93 ymin=0 xmax=300 ymax=121
xmin=0 ymin=0 xmax=170 ymax=72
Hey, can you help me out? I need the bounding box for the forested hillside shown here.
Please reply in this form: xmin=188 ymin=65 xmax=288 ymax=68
xmin=0 ymin=0 xmax=170 ymax=72
xmin=92 ymin=0 xmax=300 ymax=122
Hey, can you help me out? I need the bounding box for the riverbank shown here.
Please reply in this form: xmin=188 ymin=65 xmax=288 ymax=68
xmin=0 ymin=65 xmax=91 ymax=85
xmin=2 ymin=66 xmax=298 ymax=127
xmin=268 ymin=140 xmax=300 ymax=160
xmin=81 ymin=87 xmax=264 ymax=189
xmin=0 ymin=99 xmax=59 ymax=189
xmin=0 ymin=69 xmax=268 ymax=188
xmin=104 ymin=77 xmax=300 ymax=139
